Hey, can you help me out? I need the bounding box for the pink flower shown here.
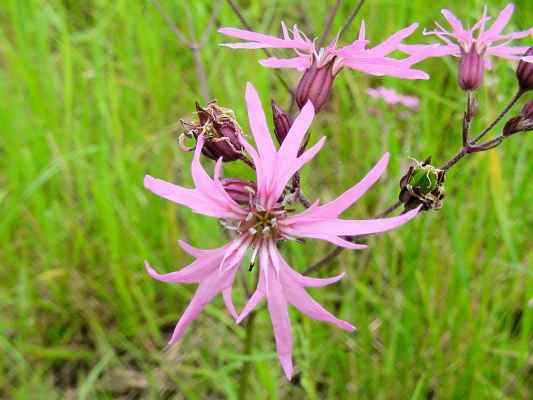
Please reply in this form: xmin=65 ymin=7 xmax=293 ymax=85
xmin=144 ymin=83 xmax=420 ymax=379
xmin=367 ymin=87 xmax=420 ymax=110
xmin=219 ymin=22 xmax=429 ymax=80
xmin=399 ymin=4 xmax=532 ymax=68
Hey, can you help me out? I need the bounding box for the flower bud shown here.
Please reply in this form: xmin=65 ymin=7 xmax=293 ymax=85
xmin=503 ymin=99 xmax=533 ymax=136
xmin=271 ymin=100 xmax=292 ymax=145
xmin=295 ymin=57 xmax=337 ymax=112
xmin=516 ymin=47 xmax=533 ymax=91
xmin=458 ymin=49 xmax=484 ymax=91
xmin=399 ymin=157 xmax=445 ymax=211
xmin=180 ymin=101 xmax=245 ymax=162
xmin=221 ymin=178 xmax=256 ymax=205
xmin=521 ymin=99 xmax=533 ymax=118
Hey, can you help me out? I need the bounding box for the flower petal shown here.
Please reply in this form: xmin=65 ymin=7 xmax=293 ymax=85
xmin=369 ymin=23 xmax=418 ymax=56
xmin=259 ymin=56 xmax=311 ymax=70
xmin=280 ymin=261 xmax=355 ymax=332
xmin=482 ymin=4 xmax=514 ymax=40
xmin=264 ymin=250 xmax=293 ymax=380
xmin=290 ymin=206 xmax=420 ymax=237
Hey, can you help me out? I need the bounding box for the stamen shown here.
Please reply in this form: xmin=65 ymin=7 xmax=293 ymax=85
xmin=249 ymin=245 xmax=259 ymax=271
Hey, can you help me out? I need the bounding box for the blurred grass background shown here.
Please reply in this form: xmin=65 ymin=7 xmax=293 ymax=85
xmin=1 ymin=0 xmax=532 ymax=398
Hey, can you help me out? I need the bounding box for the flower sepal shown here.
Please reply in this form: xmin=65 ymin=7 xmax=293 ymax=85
xmin=399 ymin=157 xmax=445 ymax=211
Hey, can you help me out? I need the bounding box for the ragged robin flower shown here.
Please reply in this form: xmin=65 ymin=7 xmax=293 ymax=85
xmin=144 ymin=83 xmax=420 ymax=379
xmin=219 ymin=21 xmax=429 ymax=111
xmin=399 ymin=4 xmax=532 ymax=90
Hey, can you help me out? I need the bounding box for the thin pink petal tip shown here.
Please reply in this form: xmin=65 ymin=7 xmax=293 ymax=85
xmin=339 ymin=320 xmax=357 ymax=332
xmin=279 ymin=354 xmax=294 ymax=380
xmin=143 ymin=175 xmax=154 ymax=188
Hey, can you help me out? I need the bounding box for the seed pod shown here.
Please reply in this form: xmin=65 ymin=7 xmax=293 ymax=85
xmin=399 ymin=157 xmax=445 ymax=211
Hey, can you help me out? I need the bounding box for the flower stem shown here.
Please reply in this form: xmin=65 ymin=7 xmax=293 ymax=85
xmin=238 ymin=311 xmax=256 ymax=400
xmin=441 ymin=88 xmax=524 ymax=171
xmin=338 ymin=0 xmax=366 ymax=40
xmin=470 ymin=88 xmax=524 ymax=144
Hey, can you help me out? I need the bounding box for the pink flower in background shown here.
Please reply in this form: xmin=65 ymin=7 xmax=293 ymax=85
xmin=367 ymin=87 xmax=420 ymax=110
xmin=399 ymin=3 xmax=532 ymax=68
xmin=144 ymin=82 xmax=420 ymax=379
xmin=219 ymin=22 xmax=429 ymax=80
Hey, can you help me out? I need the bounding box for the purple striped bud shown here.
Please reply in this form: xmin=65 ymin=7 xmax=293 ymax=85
xmin=517 ymin=47 xmax=533 ymax=91
xmin=180 ymin=101 xmax=244 ymax=162
xmin=295 ymin=57 xmax=337 ymax=112
xmin=458 ymin=48 xmax=484 ymax=91
xmin=271 ymin=100 xmax=292 ymax=145
xmin=221 ymin=178 xmax=256 ymax=205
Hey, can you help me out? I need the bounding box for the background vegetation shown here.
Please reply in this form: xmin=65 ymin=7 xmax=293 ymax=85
xmin=1 ymin=0 xmax=531 ymax=398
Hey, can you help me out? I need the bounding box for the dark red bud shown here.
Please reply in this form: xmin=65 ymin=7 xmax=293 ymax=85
xmin=458 ymin=49 xmax=484 ymax=91
xmin=517 ymin=47 xmax=533 ymax=91
xmin=503 ymin=100 xmax=533 ymax=137
xmin=271 ymin=100 xmax=292 ymax=145
xmin=295 ymin=57 xmax=337 ymax=112
xmin=521 ymin=99 xmax=533 ymax=118
xmin=221 ymin=178 xmax=256 ymax=205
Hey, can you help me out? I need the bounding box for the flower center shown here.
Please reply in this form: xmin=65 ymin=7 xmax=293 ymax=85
xmin=240 ymin=206 xmax=284 ymax=239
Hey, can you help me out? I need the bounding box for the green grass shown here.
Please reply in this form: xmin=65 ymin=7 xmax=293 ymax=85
xmin=1 ymin=0 xmax=532 ymax=398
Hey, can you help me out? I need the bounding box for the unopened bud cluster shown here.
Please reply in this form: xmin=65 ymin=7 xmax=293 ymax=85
xmin=180 ymin=101 xmax=245 ymax=162
xmin=399 ymin=157 xmax=445 ymax=211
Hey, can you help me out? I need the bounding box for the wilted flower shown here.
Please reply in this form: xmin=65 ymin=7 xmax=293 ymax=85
xmin=180 ymin=101 xmax=246 ymax=162
xmin=399 ymin=157 xmax=445 ymax=211
xmin=503 ymin=99 xmax=533 ymax=136
xmin=144 ymin=83 xmax=420 ymax=379
xmin=400 ymin=4 xmax=532 ymax=87
xmin=517 ymin=47 xmax=533 ymax=91
xmin=366 ymin=87 xmax=420 ymax=110
xmin=219 ymin=22 xmax=429 ymax=110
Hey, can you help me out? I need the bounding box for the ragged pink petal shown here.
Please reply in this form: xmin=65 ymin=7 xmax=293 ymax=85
xmin=144 ymin=253 xmax=221 ymax=284
xmin=168 ymin=266 xmax=239 ymax=344
xmin=441 ymin=9 xmax=469 ymax=41
xmin=259 ymin=56 xmax=310 ymax=70
xmin=294 ymin=152 xmax=389 ymax=220
xmin=285 ymin=268 xmax=346 ymax=288
xmin=218 ymin=27 xmax=310 ymax=49
xmin=280 ymin=263 xmax=355 ymax=332
xmin=245 ymin=83 xmax=277 ymax=181
xmin=223 ymin=287 xmax=238 ymax=319
xmin=289 ymin=206 xmax=420 ymax=238
xmin=481 ymin=3 xmax=514 ymax=41
xmin=264 ymin=253 xmax=293 ymax=380
xmin=369 ymin=23 xmax=419 ymax=56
